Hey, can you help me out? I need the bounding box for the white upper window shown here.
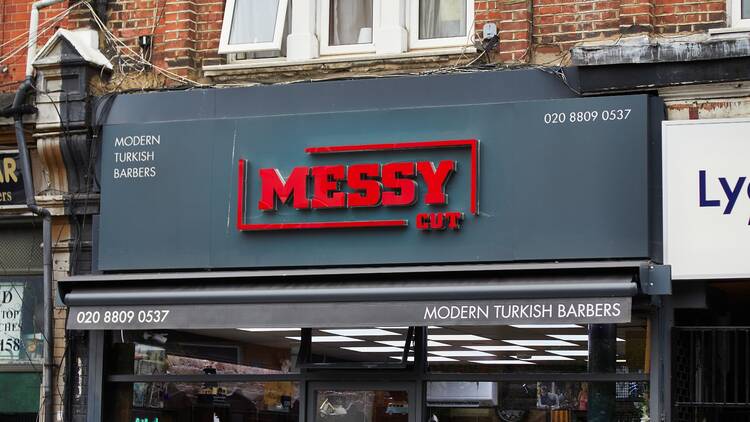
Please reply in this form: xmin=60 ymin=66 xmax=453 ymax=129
xmin=731 ymin=0 xmax=750 ymax=28
xmin=219 ymin=0 xmax=289 ymax=54
xmin=218 ymin=0 xmax=473 ymax=60
xmin=319 ymin=0 xmax=379 ymax=55
xmin=408 ymin=0 xmax=474 ymax=49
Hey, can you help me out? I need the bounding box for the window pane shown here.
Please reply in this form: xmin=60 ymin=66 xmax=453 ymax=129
xmin=305 ymin=327 xmax=414 ymax=366
xmin=329 ymin=0 xmax=373 ymax=45
xmin=229 ymin=0 xmax=281 ymax=45
xmin=315 ymin=389 xmax=408 ymax=422
xmin=0 ymin=278 xmax=44 ymax=365
xmin=118 ymin=381 xmax=299 ymax=422
xmin=110 ymin=329 xmax=301 ymax=375
xmin=427 ymin=318 xmax=648 ymax=374
xmin=418 ymin=0 xmax=467 ymax=39
xmin=427 ymin=381 xmax=649 ymax=422
xmin=744 ymin=0 xmax=750 ymax=19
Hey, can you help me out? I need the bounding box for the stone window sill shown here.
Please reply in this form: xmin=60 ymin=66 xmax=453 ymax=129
xmin=709 ymin=26 xmax=750 ymax=36
xmin=203 ymin=47 xmax=476 ymax=75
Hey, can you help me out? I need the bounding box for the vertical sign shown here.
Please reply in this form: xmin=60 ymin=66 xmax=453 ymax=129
xmin=0 ymin=151 xmax=25 ymax=206
xmin=663 ymin=118 xmax=750 ymax=279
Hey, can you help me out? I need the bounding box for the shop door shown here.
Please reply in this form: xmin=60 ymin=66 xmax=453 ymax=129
xmin=307 ymin=383 xmax=416 ymax=422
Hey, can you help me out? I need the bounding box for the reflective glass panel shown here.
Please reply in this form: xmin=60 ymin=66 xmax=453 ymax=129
xmin=427 ymin=381 xmax=649 ymax=422
xmin=329 ymin=0 xmax=373 ymax=45
xmin=418 ymin=0 xmax=467 ymax=39
xmin=315 ymin=389 xmax=409 ymax=422
xmin=427 ymin=317 xmax=648 ymax=374
xmin=110 ymin=329 xmax=301 ymax=375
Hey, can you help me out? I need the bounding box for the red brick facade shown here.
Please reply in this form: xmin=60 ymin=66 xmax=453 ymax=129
xmin=0 ymin=0 xmax=730 ymax=90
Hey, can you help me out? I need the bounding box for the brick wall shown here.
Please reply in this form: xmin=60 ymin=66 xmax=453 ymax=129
xmin=0 ymin=0 xmax=734 ymax=91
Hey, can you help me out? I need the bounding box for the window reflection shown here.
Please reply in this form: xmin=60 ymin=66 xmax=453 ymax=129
xmin=126 ymin=381 xmax=299 ymax=422
xmin=111 ymin=329 xmax=300 ymax=375
xmin=427 ymin=381 xmax=649 ymax=422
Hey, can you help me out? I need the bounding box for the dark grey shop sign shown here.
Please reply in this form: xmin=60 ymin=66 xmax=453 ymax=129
xmin=0 ymin=151 xmax=25 ymax=206
xmin=99 ymin=94 xmax=659 ymax=270
xmin=66 ymin=297 xmax=631 ymax=330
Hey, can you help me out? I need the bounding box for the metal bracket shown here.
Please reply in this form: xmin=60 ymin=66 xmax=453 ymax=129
xmin=639 ymin=263 xmax=672 ymax=295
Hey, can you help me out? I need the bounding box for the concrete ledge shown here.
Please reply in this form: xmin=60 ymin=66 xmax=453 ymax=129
xmin=572 ymin=35 xmax=750 ymax=66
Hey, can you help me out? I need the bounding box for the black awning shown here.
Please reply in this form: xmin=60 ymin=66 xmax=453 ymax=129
xmin=64 ymin=272 xmax=637 ymax=330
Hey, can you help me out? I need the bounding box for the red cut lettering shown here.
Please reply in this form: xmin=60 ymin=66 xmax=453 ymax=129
xmin=258 ymin=167 xmax=310 ymax=210
xmin=416 ymin=213 xmax=429 ymax=230
xmin=417 ymin=160 xmax=456 ymax=205
xmin=348 ymin=164 xmax=382 ymax=207
xmin=382 ymin=162 xmax=417 ymax=206
xmin=311 ymin=165 xmax=347 ymax=209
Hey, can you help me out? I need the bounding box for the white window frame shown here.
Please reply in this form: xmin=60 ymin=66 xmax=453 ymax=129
xmin=407 ymin=0 xmax=474 ymax=50
xmin=731 ymin=0 xmax=750 ymax=28
xmin=219 ymin=0 xmax=289 ymax=54
xmin=318 ymin=0 xmax=380 ymax=55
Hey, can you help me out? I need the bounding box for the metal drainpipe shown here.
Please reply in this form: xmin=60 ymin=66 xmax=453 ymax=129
xmin=21 ymin=1 xmax=67 ymax=420
xmin=7 ymin=78 xmax=55 ymax=422
xmin=26 ymin=0 xmax=66 ymax=77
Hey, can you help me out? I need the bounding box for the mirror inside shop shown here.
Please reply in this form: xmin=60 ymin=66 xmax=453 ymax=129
xmin=107 ymin=321 xmax=649 ymax=422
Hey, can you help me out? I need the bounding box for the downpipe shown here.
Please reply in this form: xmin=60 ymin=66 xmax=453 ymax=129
xmin=11 ymin=78 xmax=55 ymax=422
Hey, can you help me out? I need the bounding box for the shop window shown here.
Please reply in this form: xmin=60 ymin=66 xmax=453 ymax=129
xmin=425 ymin=320 xmax=648 ymax=374
xmin=319 ymin=0 xmax=378 ymax=55
xmin=426 ymin=381 xmax=649 ymax=422
xmin=408 ymin=0 xmax=474 ymax=49
xmin=731 ymin=0 xmax=750 ymax=28
xmin=110 ymin=329 xmax=301 ymax=375
xmin=115 ymin=381 xmax=300 ymax=422
xmin=299 ymin=327 xmax=415 ymax=368
xmin=314 ymin=387 xmax=411 ymax=422
xmin=0 ymin=277 xmax=44 ymax=366
xmin=219 ymin=0 xmax=290 ymax=54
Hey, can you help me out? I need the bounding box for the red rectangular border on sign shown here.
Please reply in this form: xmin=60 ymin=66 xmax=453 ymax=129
xmin=237 ymin=139 xmax=479 ymax=231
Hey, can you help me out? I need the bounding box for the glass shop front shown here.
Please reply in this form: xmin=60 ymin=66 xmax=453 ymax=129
xmin=100 ymin=316 xmax=651 ymax=422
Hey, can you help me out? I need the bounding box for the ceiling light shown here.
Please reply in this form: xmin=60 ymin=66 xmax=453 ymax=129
xmin=547 ymin=335 xmax=626 ymax=342
xmin=376 ymin=340 xmax=450 ymax=347
xmin=504 ymin=340 xmax=576 ymax=347
xmin=377 ymin=327 xmax=408 ymax=329
xmin=547 ymin=350 xmax=589 ymax=356
xmin=469 ymin=360 xmax=535 ymax=365
xmin=428 ymin=335 xmax=491 ymax=341
xmin=513 ymin=355 xmax=574 ymax=361
xmin=510 ymin=324 xmax=582 ymax=329
xmin=286 ymin=336 xmax=363 ymax=343
xmin=238 ymin=328 xmax=300 ymax=332
xmin=388 ymin=356 xmax=458 ymax=362
xmin=463 ymin=345 xmax=534 ymax=352
xmin=342 ymin=346 xmax=403 ymax=353
xmin=547 ymin=335 xmax=589 ymax=341
xmin=322 ymin=329 xmax=400 ymax=336
xmin=617 ymin=359 xmax=627 ymax=363
xmin=429 ymin=350 xmax=495 ymax=357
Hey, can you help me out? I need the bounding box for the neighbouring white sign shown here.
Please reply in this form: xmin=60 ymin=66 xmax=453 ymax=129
xmin=663 ymin=118 xmax=750 ymax=279
xmin=0 ymin=282 xmax=24 ymax=360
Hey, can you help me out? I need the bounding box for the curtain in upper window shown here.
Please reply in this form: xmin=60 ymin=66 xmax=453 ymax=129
xmin=418 ymin=0 xmax=467 ymax=39
xmin=329 ymin=0 xmax=374 ymax=45
xmin=229 ymin=0 xmax=280 ymax=45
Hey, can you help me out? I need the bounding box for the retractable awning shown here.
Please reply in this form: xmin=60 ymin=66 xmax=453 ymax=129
xmin=61 ymin=271 xmax=638 ymax=330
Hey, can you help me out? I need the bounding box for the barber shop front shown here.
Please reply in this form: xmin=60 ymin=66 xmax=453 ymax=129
xmin=61 ymin=70 xmax=668 ymax=422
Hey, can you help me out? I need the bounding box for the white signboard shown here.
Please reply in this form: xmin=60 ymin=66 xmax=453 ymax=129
xmin=663 ymin=118 xmax=750 ymax=279
xmin=0 ymin=282 xmax=24 ymax=360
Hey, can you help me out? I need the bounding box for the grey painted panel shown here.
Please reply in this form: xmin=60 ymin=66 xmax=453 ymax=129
xmin=98 ymin=94 xmax=654 ymax=270
xmin=66 ymin=297 xmax=631 ymax=329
